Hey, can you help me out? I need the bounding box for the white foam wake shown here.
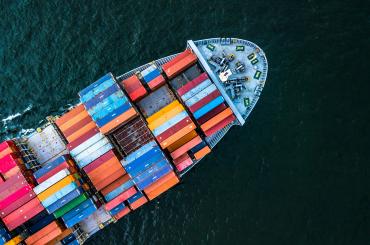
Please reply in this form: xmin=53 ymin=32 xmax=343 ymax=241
xmin=1 ymin=104 xmax=33 ymax=124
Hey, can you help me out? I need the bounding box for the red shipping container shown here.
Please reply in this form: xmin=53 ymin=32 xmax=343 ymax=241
xmin=0 ymin=153 xmax=20 ymax=174
xmin=93 ymin=167 xmax=126 ymax=191
xmin=148 ymin=75 xmax=166 ymax=90
xmin=33 ymin=227 xmax=63 ymax=245
xmin=25 ymin=221 xmax=59 ymax=244
xmin=105 ymin=186 xmax=137 ymax=211
xmin=188 ymin=89 xmax=221 ymax=113
xmin=170 ymin=136 xmax=202 ymax=159
xmin=121 ymin=75 xmax=143 ymax=93
xmin=0 ymin=173 xmax=28 ymax=200
xmin=67 ymin=127 xmax=100 ymax=151
xmin=4 ymin=198 xmax=44 ymax=231
xmin=162 ymin=51 xmax=197 ymax=79
xmin=100 ymin=174 xmax=131 ymax=196
xmin=88 ymin=161 xmax=124 ymax=185
xmin=172 ymin=153 xmax=190 ymax=165
xmin=83 ymin=150 xmax=116 ymax=174
xmin=0 ymin=140 xmax=16 ymax=152
xmin=0 ymin=188 xmax=36 ymax=218
xmin=55 ymin=104 xmax=85 ymax=127
xmin=175 ymin=157 xmax=193 ymax=172
xmin=156 ymin=116 xmax=193 ymax=143
xmin=177 ymin=73 xmax=208 ymax=96
xmin=114 ymin=207 xmax=130 ymax=220
xmin=36 ymin=162 xmax=70 ymax=184
xmin=197 ymin=103 xmax=227 ymax=125
xmin=128 ymin=87 xmax=147 ymax=102
xmin=129 ymin=196 xmax=147 ymax=210
xmin=0 ymin=185 xmax=32 ymax=209
xmin=204 ymin=114 xmax=236 ymax=137
xmin=62 ymin=115 xmax=93 ymax=138
xmin=162 ymin=50 xmax=192 ymax=71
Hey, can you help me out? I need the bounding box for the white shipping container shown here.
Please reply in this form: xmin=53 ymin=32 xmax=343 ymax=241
xmin=185 ymin=84 xmax=217 ymax=107
xmin=78 ymin=143 xmax=113 ymax=168
xmin=74 ymin=138 xmax=110 ymax=163
xmin=152 ymin=111 xmax=188 ymax=136
xmin=70 ymin=133 xmax=105 ymax=157
xmin=33 ymin=169 xmax=70 ymax=195
xmin=181 ymin=79 xmax=212 ymax=101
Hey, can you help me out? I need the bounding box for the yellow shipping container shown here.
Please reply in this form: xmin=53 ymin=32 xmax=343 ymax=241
xmin=148 ymin=104 xmax=185 ymax=130
xmin=37 ymin=175 xmax=76 ymax=201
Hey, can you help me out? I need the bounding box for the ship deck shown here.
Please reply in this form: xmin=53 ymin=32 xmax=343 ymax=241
xmin=5 ymin=38 xmax=268 ymax=244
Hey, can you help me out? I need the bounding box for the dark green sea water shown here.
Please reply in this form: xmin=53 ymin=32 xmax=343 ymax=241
xmin=1 ymin=0 xmax=369 ymax=244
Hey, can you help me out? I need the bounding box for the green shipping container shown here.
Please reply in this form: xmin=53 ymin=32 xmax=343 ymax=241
xmin=54 ymin=193 xmax=88 ymax=218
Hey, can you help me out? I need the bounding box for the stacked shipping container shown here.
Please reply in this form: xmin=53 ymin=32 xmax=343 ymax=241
xmin=0 ymin=140 xmax=43 ymax=232
xmin=55 ymin=105 xmax=113 ymax=169
xmin=121 ymin=141 xmax=179 ymax=201
xmin=79 ymin=73 xmax=138 ymax=135
xmin=120 ymin=74 xmax=147 ymax=101
xmin=162 ymin=49 xmax=198 ymax=79
xmin=140 ymin=64 xmax=166 ymax=90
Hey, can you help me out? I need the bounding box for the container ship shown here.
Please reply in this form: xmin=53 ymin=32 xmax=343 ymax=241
xmin=0 ymin=38 xmax=268 ymax=245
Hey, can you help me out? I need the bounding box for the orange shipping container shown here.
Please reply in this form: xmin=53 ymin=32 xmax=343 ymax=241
xmin=25 ymin=221 xmax=59 ymax=244
xmin=88 ymin=159 xmax=124 ymax=183
xmin=100 ymin=174 xmax=131 ymax=196
xmin=129 ymin=196 xmax=147 ymax=210
xmin=114 ymin=207 xmax=130 ymax=220
xmin=55 ymin=104 xmax=85 ymax=127
xmin=33 ymin=227 xmax=63 ymax=245
xmin=167 ymin=130 xmax=198 ymax=153
xmin=37 ymin=175 xmax=76 ymax=201
xmin=58 ymin=110 xmax=90 ymax=132
xmin=65 ymin=121 xmax=97 ymax=143
xmin=194 ymin=146 xmax=211 ymax=160
xmin=163 ymin=52 xmax=197 ymax=79
xmin=144 ymin=172 xmax=179 ymax=200
xmin=93 ymin=167 xmax=126 ymax=191
xmin=99 ymin=108 xmax=137 ymax=134
xmin=200 ymin=108 xmax=233 ymax=132
xmin=160 ymin=123 xmax=196 ymax=149
xmin=45 ymin=228 xmax=72 ymax=245
xmin=170 ymin=136 xmax=202 ymax=160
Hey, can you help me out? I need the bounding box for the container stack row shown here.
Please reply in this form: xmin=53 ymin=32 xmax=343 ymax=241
xmin=55 ymin=105 xmax=113 ymax=169
xmin=162 ymin=49 xmax=198 ymax=79
xmin=24 ymin=220 xmax=69 ymax=245
xmin=79 ymin=73 xmax=138 ymax=135
xmin=178 ymin=72 xmax=236 ymax=136
xmin=32 ymin=161 xmax=96 ymax=228
xmin=120 ymin=74 xmax=147 ymax=102
xmin=0 ymin=140 xmax=43 ymax=233
xmin=121 ymin=141 xmax=179 ymax=200
xmin=140 ymin=64 xmax=166 ymax=90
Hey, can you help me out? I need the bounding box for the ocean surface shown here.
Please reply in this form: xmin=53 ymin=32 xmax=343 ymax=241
xmin=0 ymin=0 xmax=369 ymax=244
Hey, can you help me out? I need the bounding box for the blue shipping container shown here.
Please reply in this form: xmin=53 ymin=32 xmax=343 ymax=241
xmin=124 ymin=141 xmax=157 ymax=164
xmin=127 ymin=191 xmax=144 ymax=204
xmin=189 ymin=141 xmax=207 ymax=154
xmin=61 ymin=233 xmax=76 ymax=244
xmin=33 ymin=155 xmax=68 ymax=180
xmin=90 ymin=94 xmax=128 ymax=121
xmin=194 ymin=96 xmax=225 ymax=119
xmin=109 ymin=203 xmax=126 ymax=216
xmin=28 ymin=213 xmax=54 ymax=234
xmin=95 ymin=102 xmax=132 ymax=128
xmin=125 ymin=150 xmax=165 ymax=178
xmin=84 ymin=83 xmax=121 ymax=110
xmin=79 ymin=73 xmax=112 ymax=98
xmin=104 ymin=179 xmax=134 ymax=202
xmin=135 ymin=164 xmax=173 ymax=190
xmin=62 ymin=198 xmax=95 ymax=222
xmin=132 ymin=160 xmax=170 ymax=184
xmin=80 ymin=78 xmax=115 ymax=103
xmin=64 ymin=205 xmax=97 ymax=228
xmin=46 ymin=187 xmax=84 ymax=214
xmin=143 ymin=69 xmax=161 ymax=83
xmin=88 ymin=91 xmax=126 ymax=116
xmin=42 ymin=182 xmax=78 ymax=208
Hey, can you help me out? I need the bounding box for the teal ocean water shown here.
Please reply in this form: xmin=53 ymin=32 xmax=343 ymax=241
xmin=1 ymin=0 xmax=369 ymax=244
